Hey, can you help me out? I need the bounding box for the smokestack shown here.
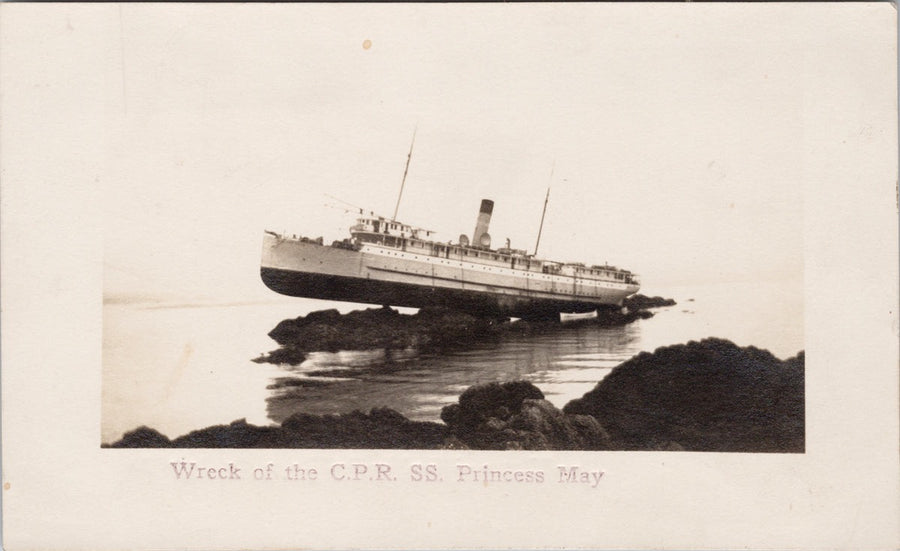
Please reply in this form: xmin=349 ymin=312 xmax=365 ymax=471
xmin=472 ymin=199 xmax=494 ymax=248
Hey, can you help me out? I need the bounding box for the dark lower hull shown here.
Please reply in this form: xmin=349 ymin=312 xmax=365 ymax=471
xmin=260 ymin=267 xmax=617 ymax=320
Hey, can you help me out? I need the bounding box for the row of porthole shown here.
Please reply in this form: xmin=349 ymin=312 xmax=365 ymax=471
xmin=375 ymin=248 xmax=517 ymax=272
xmin=373 ymin=248 xmax=625 ymax=286
xmin=398 ymin=260 xmax=612 ymax=288
xmin=373 ymin=250 xmax=622 ymax=287
xmin=390 ymin=272 xmax=611 ymax=300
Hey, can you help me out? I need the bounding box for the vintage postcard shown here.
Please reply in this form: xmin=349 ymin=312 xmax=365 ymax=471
xmin=2 ymin=3 xmax=898 ymax=550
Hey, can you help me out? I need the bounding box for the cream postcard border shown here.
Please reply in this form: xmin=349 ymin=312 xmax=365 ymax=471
xmin=1 ymin=4 xmax=898 ymax=550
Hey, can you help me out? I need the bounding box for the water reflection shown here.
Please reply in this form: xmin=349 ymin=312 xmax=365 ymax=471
xmin=265 ymin=321 xmax=641 ymax=423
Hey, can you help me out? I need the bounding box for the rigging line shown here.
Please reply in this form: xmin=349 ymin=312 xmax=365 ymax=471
xmin=324 ymin=193 xmax=365 ymax=213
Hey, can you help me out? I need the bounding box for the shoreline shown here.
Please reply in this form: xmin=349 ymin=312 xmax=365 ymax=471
xmin=107 ymin=337 xmax=804 ymax=453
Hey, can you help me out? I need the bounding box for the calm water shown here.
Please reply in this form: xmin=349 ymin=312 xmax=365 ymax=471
xmin=102 ymin=279 xmax=803 ymax=443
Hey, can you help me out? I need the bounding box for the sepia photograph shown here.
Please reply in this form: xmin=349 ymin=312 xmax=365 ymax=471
xmin=99 ymin=5 xmax=805 ymax=452
xmin=2 ymin=3 xmax=897 ymax=550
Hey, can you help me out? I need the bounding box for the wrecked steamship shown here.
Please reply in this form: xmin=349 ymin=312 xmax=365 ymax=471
xmin=260 ymin=196 xmax=640 ymax=320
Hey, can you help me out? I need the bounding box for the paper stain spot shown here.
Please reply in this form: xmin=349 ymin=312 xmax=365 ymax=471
xmin=362 ymin=39 xmax=372 ymax=50
xmin=3 ymin=482 xmax=10 ymax=490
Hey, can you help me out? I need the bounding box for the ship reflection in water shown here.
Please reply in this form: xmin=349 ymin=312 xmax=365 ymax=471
xmin=264 ymin=323 xmax=639 ymax=425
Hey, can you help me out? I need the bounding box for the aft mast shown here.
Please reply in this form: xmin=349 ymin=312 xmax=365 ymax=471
xmin=392 ymin=128 xmax=417 ymax=221
xmin=533 ymin=162 xmax=554 ymax=256
xmin=533 ymin=187 xmax=550 ymax=256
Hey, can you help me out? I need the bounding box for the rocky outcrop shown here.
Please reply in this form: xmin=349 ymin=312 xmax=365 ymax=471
xmin=106 ymin=380 xmax=612 ymax=450
xmin=267 ymin=306 xmax=497 ymax=349
xmin=106 ymin=410 xmax=448 ymax=449
xmin=108 ymin=426 xmax=172 ymax=448
xmin=623 ymin=294 xmax=677 ymax=309
xmin=440 ymin=381 xmax=612 ymax=450
xmin=252 ymin=345 xmax=307 ymax=366
xmin=255 ymin=296 xmax=675 ymax=365
xmin=255 ymin=306 xmax=500 ymax=365
xmin=276 ymin=409 xmax=446 ymax=449
xmin=563 ymin=338 xmax=804 ymax=452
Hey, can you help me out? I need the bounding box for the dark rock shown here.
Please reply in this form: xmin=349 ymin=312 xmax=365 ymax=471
xmin=440 ymin=403 xmax=461 ymax=426
xmin=253 ymin=346 xmax=306 ymax=366
xmin=302 ymin=308 xmax=343 ymax=325
xmin=276 ymin=407 xmax=447 ymax=449
xmin=266 ymin=377 xmax=336 ymax=390
xmin=452 ymin=381 xmax=545 ymax=430
xmin=596 ymin=308 xmax=653 ymax=325
xmin=266 ymin=307 xmax=412 ymax=352
xmin=441 ymin=381 xmax=611 ymax=450
xmin=108 ymin=378 xmax=611 ymax=450
xmin=512 ymin=399 xmax=611 ymax=450
xmin=169 ymin=419 xmax=285 ymax=448
xmin=568 ymin=413 xmax=610 ymax=445
xmin=303 ymin=368 xmax=362 ymax=378
xmin=440 ymin=436 xmax=470 ymax=450
xmin=106 ymin=426 xmax=171 ymax=448
xmin=623 ymin=294 xmax=677 ymax=309
xmin=257 ymin=306 xmax=501 ymax=365
xmin=109 ymin=409 xmax=447 ymax=449
xmin=257 ymin=295 xmax=675 ymax=366
xmin=563 ymin=338 xmax=804 ymax=452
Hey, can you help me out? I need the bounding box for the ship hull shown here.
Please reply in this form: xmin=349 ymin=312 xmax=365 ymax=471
xmin=261 ymin=266 xmax=622 ymax=319
xmin=260 ymin=233 xmax=638 ymax=320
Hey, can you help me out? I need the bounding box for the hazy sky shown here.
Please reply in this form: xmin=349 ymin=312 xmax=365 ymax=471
xmin=99 ymin=4 xmax=819 ymax=301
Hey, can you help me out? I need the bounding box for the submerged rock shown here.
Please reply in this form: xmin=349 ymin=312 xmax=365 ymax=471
xmin=563 ymin=338 xmax=804 ymax=452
